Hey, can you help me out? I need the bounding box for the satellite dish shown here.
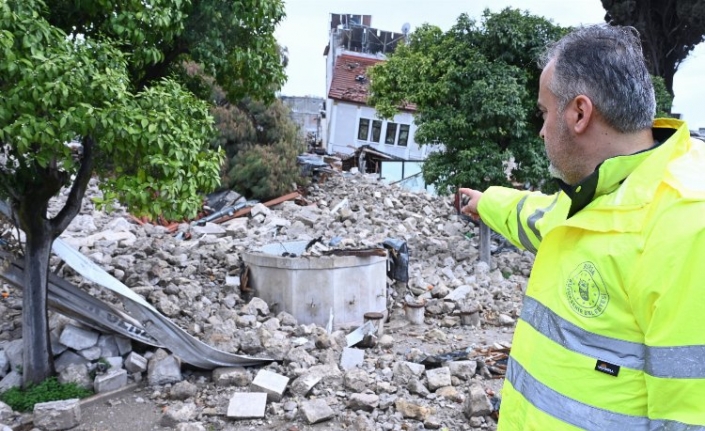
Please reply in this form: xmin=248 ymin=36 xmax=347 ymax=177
xmin=401 ymin=22 xmax=411 ymax=35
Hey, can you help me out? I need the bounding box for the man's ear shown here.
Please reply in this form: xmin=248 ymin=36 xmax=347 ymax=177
xmin=566 ymin=95 xmax=593 ymax=134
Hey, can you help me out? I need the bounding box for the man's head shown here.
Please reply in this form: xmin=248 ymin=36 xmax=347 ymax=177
xmin=537 ymin=25 xmax=656 ymax=184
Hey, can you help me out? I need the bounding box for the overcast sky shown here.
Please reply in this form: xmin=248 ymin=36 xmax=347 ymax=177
xmin=274 ymin=0 xmax=705 ymax=130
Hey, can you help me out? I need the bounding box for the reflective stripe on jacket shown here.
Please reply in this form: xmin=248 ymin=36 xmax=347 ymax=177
xmin=478 ymin=119 xmax=705 ymax=430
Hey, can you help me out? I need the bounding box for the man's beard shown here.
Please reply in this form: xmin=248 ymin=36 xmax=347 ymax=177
xmin=548 ymin=163 xmax=569 ymax=183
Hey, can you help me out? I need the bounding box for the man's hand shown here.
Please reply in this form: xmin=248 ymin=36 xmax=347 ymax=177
xmin=459 ymin=188 xmax=483 ymax=220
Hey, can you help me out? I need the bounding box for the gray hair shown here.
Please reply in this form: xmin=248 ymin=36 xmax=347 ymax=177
xmin=538 ymin=25 xmax=655 ymax=133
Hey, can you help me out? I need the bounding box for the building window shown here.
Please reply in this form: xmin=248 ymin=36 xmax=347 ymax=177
xmin=385 ymin=122 xmax=398 ymax=144
xmin=371 ymin=120 xmax=382 ymax=142
xmin=398 ymin=124 xmax=410 ymax=147
xmin=357 ymin=118 xmax=370 ymax=141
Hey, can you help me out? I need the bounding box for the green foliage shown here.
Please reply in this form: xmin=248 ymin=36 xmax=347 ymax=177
xmin=43 ymin=0 xmax=287 ymax=102
xmin=0 ymin=0 xmax=225 ymax=385
xmin=368 ymin=8 xmax=568 ymax=194
xmin=0 ymin=377 xmax=92 ymax=412
xmin=0 ymin=0 xmax=223 ymax=222
xmin=183 ymin=61 xmax=308 ymax=200
xmin=93 ymin=79 xmax=224 ymax=221
xmin=603 ymin=0 xmax=705 ymax=95
xmin=228 ymin=138 xmax=308 ymax=201
xmin=652 ymin=75 xmax=674 ymax=117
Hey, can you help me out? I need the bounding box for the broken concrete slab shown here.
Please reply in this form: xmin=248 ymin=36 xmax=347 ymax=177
xmin=148 ymin=349 xmax=182 ymax=386
xmin=33 ymin=398 xmax=81 ymax=431
xmin=300 ymin=398 xmax=335 ymax=424
xmin=59 ymin=324 xmax=100 ymax=351
xmin=340 ymin=347 xmax=364 ymax=371
xmin=94 ymin=368 xmax=128 ymax=393
xmin=226 ymin=392 xmax=267 ymax=419
xmin=251 ymin=369 xmax=289 ymax=402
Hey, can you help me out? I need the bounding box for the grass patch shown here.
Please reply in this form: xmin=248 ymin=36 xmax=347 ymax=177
xmin=0 ymin=377 xmax=93 ymax=412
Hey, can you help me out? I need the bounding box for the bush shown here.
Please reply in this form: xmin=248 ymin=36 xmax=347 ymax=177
xmin=227 ymin=139 xmax=309 ymax=201
xmin=0 ymin=377 xmax=93 ymax=412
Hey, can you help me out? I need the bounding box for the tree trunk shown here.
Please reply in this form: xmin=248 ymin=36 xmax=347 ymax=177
xmin=16 ymin=136 xmax=95 ymax=387
xmin=21 ymin=206 xmax=55 ymax=386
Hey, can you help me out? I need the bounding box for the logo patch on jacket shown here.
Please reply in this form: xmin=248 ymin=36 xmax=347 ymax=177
xmin=565 ymin=261 xmax=609 ymax=317
xmin=595 ymin=360 xmax=620 ymax=377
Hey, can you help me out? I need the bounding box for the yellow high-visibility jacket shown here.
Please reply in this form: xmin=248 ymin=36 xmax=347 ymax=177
xmin=478 ymin=119 xmax=705 ymax=430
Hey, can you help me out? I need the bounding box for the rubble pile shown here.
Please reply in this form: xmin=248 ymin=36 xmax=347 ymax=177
xmin=0 ymin=172 xmax=535 ymax=431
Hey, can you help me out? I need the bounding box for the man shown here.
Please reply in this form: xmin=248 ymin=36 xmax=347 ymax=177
xmin=461 ymin=25 xmax=705 ymax=430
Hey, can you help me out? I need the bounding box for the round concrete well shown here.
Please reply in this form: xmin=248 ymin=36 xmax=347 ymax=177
xmin=241 ymin=241 xmax=387 ymax=328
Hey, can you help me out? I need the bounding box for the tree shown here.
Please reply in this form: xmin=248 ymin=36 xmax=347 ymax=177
xmin=602 ymin=0 xmax=705 ymax=96
xmin=653 ymin=75 xmax=675 ymax=117
xmin=43 ymin=0 xmax=287 ymax=103
xmin=368 ymin=8 xmax=567 ymax=194
xmin=183 ymin=61 xmax=308 ymax=201
xmin=0 ymin=0 xmax=293 ymax=386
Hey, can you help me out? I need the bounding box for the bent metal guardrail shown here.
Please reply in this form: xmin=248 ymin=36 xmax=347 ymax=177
xmin=0 ymin=201 xmax=273 ymax=369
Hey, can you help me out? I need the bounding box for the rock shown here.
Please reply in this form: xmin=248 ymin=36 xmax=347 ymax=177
xmin=59 ymin=325 xmax=100 ymax=351
xmin=170 ymin=380 xmax=198 ymax=400
xmin=395 ymin=399 xmax=433 ymax=421
xmin=33 ymin=399 xmax=81 ymax=431
xmin=0 ymin=401 xmax=13 ymax=422
xmin=289 ymin=372 xmax=322 ymax=397
xmin=160 ymin=402 xmax=197 ymax=427
xmin=226 ymin=392 xmax=266 ymax=419
xmin=300 ymin=399 xmax=335 ymax=424
xmin=448 ymin=360 xmax=477 ymax=381
xmin=54 ymin=350 xmax=89 ymax=373
xmin=251 ymin=369 xmax=289 ymax=403
xmin=58 ymin=363 xmax=92 ymax=390
xmin=0 ymin=371 xmax=21 ymax=393
xmin=124 ymin=352 xmax=148 ymax=374
xmin=148 ymin=349 xmax=182 ymax=386
xmin=97 ymin=335 xmax=121 ymax=358
xmin=425 ymin=367 xmax=452 ymax=391
xmin=464 ymin=383 xmax=492 ymax=418
xmin=392 ymin=361 xmax=425 ymax=384
xmin=175 ymin=423 xmax=206 ymax=431
xmin=344 ymin=368 xmax=370 ymax=393
xmin=0 ymin=168 xmax=533 ymax=431
xmin=94 ymin=368 xmax=128 ymax=393
xmin=212 ymin=367 xmax=251 ymax=387
xmin=245 ymin=297 xmax=270 ymax=316
xmin=407 ymin=378 xmax=430 ymax=396
xmin=347 ymin=393 xmax=379 ymax=412
xmin=0 ymin=351 xmax=9 ymax=378
xmin=3 ymin=339 xmax=23 ymax=371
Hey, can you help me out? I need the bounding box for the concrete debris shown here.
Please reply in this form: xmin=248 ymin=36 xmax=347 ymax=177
xmin=33 ymin=398 xmax=81 ymax=431
xmin=250 ymin=369 xmax=289 ymax=402
xmin=300 ymin=398 xmax=335 ymax=424
xmin=0 ymin=172 xmax=533 ymax=430
xmin=227 ymin=393 xmax=267 ymax=419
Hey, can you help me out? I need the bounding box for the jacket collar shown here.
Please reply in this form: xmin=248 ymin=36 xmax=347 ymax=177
xmin=558 ymin=118 xmax=689 ymax=218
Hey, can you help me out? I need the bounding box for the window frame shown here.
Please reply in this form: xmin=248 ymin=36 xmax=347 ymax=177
xmin=385 ymin=122 xmax=398 ymax=145
xmin=398 ymin=124 xmax=410 ymax=147
xmin=357 ymin=118 xmax=370 ymax=141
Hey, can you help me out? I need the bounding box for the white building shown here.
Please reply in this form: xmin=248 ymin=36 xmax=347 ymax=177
xmin=323 ymin=14 xmax=435 ymax=162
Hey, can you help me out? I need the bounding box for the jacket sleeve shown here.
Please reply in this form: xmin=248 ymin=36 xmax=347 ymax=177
xmin=629 ymin=200 xmax=705 ymax=426
xmin=476 ymin=186 xmax=562 ymax=254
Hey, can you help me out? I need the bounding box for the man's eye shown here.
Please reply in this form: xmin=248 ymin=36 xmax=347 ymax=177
xmin=535 ymin=110 xmax=545 ymax=119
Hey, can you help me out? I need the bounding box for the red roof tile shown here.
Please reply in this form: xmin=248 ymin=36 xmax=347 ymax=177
xmin=328 ymin=53 xmax=416 ymax=111
xmin=328 ymin=54 xmax=381 ymax=105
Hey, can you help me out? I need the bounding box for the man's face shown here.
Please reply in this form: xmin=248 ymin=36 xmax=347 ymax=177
xmin=537 ymin=61 xmax=579 ymax=184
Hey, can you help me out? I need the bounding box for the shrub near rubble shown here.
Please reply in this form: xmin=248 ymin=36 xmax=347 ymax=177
xmin=0 ymin=377 xmax=92 ymax=412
